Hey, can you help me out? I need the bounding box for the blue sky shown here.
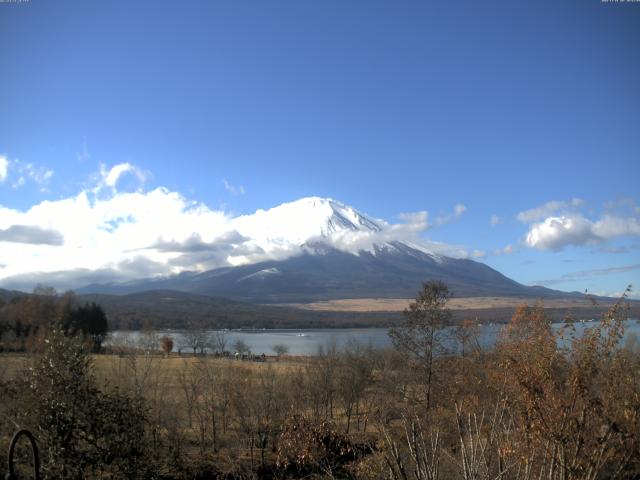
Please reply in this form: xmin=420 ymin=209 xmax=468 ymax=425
xmin=0 ymin=0 xmax=639 ymax=297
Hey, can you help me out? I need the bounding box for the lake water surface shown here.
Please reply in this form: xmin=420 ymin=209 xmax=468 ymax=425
xmin=110 ymin=319 xmax=640 ymax=356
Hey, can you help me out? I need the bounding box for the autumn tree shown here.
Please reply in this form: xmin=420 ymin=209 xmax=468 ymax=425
xmin=277 ymin=415 xmax=372 ymax=478
xmin=160 ymin=335 xmax=174 ymax=356
xmin=454 ymin=318 xmax=481 ymax=357
xmin=497 ymin=292 xmax=640 ymax=479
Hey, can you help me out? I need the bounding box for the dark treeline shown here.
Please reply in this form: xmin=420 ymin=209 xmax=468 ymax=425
xmin=0 ymin=288 xmax=402 ymax=331
xmin=0 ymin=287 xmax=108 ymax=353
xmin=1 ymin=282 xmax=639 ymax=479
xmin=2 ymin=287 xmax=636 ymax=332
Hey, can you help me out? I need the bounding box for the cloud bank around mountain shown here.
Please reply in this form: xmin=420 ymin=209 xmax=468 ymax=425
xmin=5 ymin=162 xmax=636 ymax=292
xmin=0 ymin=225 xmax=64 ymax=245
xmin=0 ymin=163 xmax=469 ymax=291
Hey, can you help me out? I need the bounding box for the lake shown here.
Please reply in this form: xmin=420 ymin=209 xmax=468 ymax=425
xmin=109 ymin=319 xmax=640 ymax=356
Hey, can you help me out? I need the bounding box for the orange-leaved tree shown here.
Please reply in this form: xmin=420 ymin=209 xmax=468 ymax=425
xmin=497 ymin=291 xmax=640 ymax=480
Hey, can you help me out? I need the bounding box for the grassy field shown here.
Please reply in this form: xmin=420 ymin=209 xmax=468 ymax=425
xmin=1 ymin=351 xmax=326 ymax=478
xmin=2 ymin=309 xmax=638 ymax=480
xmin=282 ymin=295 xmax=624 ymax=312
xmin=1 ymin=351 xmax=308 ymax=381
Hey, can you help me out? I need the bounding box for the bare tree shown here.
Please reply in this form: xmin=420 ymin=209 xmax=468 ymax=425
xmin=381 ymin=412 xmax=441 ymax=480
xmin=210 ymin=330 xmax=228 ymax=354
xmin=194 ymin=359 xmax=221 ymax=452
xmin=253 ymin=366 xmax=287 ymax=466
xmin=389 ymin=281 xmax=451 ymax=410
xmin=181 ymin=329 xmax=208 ymax=356
xmin=177 ymin=359 xmax=200 ymax=428
xmin=233 ymin=339 xmax=250 ymax=355
xmin=137 ymin=330 xmax=160 ymax=354
xmin=272 ymin=343 xmax=289 ymax=359
xmin=336 ymin=340 xmax=373 ymax=433
xmin=306 ymin=341 xmax=338 ymax=421
xmin=451 ymin=400 xmax=519 ymax=480
xmin=217 ymin=363 xmax=234 ymax=434
xmin=454 ymin=318 xmax=481 ymax=358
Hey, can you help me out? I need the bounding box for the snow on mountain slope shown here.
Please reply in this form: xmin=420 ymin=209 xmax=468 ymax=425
xmin=237 ymin=267 xmax=282 ymax=282
xmin=232 ymin=197 xmax=380 ymax=248
xmin=229 ymin=196 xmax=439 ymax=263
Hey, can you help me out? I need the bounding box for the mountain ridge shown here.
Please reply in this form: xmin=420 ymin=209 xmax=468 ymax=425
xmin=76 ymin=241 xmax=578 ymax=302
xmin=1 ymin=196 xmax=613 ymax=303
xmin=72 ymin=195 xmax=579 ymax=301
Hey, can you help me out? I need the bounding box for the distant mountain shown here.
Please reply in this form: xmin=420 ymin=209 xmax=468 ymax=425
xmin=76 ymin=197 xmax=576 ymax=302
xmin=0 ymin=288 xmax=28 ymax=303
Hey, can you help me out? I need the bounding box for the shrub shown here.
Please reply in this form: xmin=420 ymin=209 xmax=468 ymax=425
xmin=24 ymin=330 xmax=150 ymax=479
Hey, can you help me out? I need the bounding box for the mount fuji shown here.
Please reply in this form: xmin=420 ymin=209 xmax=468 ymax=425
xmin=77 ymin=197 xmax=571 ymax=303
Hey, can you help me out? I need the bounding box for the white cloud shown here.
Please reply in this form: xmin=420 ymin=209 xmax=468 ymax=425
xmin=76 ymin=139 xmax=91 ymax=163
xmin=472 ymin=249 xmax=486 ymax=259
xmin=517 ymin=198 xmax=583 ymax=223
xmin=435 ymin=203 xmax=468 ymax=225
xmin=593 ymin=214 xmax=640 ymax=239
xmin=27 ymin=164 xmax=53 ymax=185
xmin=525 ymin=214 xmax=640 ymax=251
xmin=0 ymin=155 xmax=53 ymax=190
xmin=0 ymin=172 xmax=473 ymax=289
xmin=490 ymin=214 xmax=500 ymax=226
xmin=0 ymin=181 xmax=234 ymax=289
xmin=100 ymin=162 xmax=147 ymax=190
xmin=388 ymin=238 xmax=469 ymax=258
xmin=589 ymin=289 xmax=640 ymax=300
xmin=454 ymin=204 xmax=467 ymax=216
xmin=0 ymin=155 xmax=8 ymax=183
xmin=518 ymin=198 xmax=640 ymax=252
xmin=492 ymin=244 xmax=516 ymax=256
xmin=533 ymin=265 xmax=640 ymax=295
xmin=14 ymin=161 xmax=54 ymax=189
xmin=398 ymin=211 xmax=428 ymax=230
xmin=595 ymin=246 xmax=630 ymax=254
xmin=561 ymin=264 xmax=640 ymax=279
xmin=222 ymin=178 xmax=245 ymax=195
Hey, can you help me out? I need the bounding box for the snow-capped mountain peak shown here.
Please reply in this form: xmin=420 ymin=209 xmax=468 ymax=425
xmin=232 ymin=196 xmax=384 ymax=247
xmin=228 ymin=196 xmax=440 ymax=263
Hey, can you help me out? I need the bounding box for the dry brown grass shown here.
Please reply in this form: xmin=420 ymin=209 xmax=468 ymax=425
xmin=0 ymin=352 xmax=308 ymax=386
xmin=0 ymin=353 xmax=31 ymax=379
xmin=281 ymin=296 xmax=617 ymax=312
